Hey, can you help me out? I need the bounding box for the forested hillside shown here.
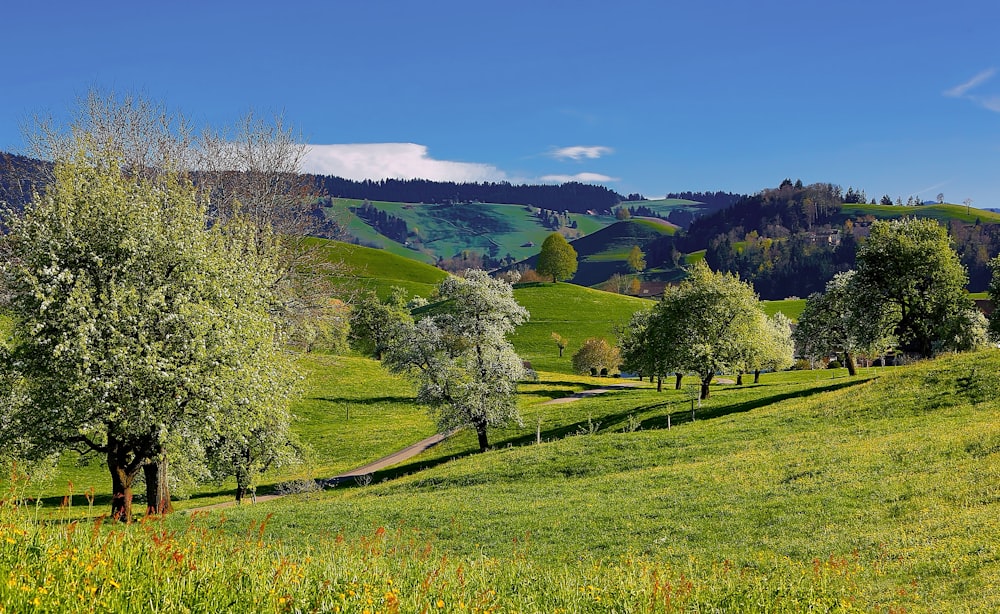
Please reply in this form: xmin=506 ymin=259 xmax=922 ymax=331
xmin=675 ymin=180 xmax=1000 ymax=298
xmin=316 ymin=175 xmax=626 ymax=213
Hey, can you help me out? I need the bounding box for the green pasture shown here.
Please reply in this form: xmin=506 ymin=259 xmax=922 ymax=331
xmin=762 ymin=298 xmax=807 ymax=321
xmin=510 ymin=282 xmax=650 ymax=374
xmin=309 ymin=238 xmax=448 ymax=300
xmin=7 ymin=332 xmax=1000 ymax=609
xmin=330 ymin=197 xmax=615 ymax=263
xmin=840 ymin=202 xmax=1000 ymax=224
xmin=684 ymin=249 xmax=706 ymax=264
xmin=203 ymin=350 xmax=1000 ymax=611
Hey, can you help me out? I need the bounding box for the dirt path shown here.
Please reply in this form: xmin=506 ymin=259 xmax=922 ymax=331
xmin=185 ymin=430 xmax=455 ymax=512
xmin=539 ymin=383 xmax=637 ymax=405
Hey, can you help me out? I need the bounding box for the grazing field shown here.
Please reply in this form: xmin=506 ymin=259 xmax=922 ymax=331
xmin=510 ymin=282 xmax=649 ymax=374
xmin=329 ymin=197 xmax=616 ymax=264
xmin=8 ymin=350 xmax=997 ymax=611
xmin=762 ymin=298 xmax=807 ymax=321
xmin=839 ymin=202 xmax=1000 ymax=224
xmin=311 ymin=238 xmax=448 ymax=300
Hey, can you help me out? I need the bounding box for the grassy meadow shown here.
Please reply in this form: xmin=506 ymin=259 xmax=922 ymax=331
xmin=510 ymin=282 xmax=649 ymax=374
xmin=4 ymin=242 xmax=1000 ymax=611
xmin=311 ymin=238 xmax=448 ymax=301
xmin=329 ymin=198 xmax=616 ymax=264
xmin=5 ymin=350 xmax=999 ymax=611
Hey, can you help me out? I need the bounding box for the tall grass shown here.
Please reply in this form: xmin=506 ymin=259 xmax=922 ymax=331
xmin=1 ymin=497 xmax=878 ymax=613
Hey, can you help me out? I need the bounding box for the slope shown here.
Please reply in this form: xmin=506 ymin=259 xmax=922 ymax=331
xmin=229 ymin=349 xmax=1000 ymax=611
xmin=327 ymin=197 xmax=617 ymax=265
xmin=309 ymin=237 xmax=448 ymax=300
xmin=510 ymin=282 xmax=649 ymax=374
xmin=513 ymin=219 xmax=680 ymax=287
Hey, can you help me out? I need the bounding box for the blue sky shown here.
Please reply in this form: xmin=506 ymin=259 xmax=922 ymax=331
xmin=5 ymin=1 xmax=1000 ymax=206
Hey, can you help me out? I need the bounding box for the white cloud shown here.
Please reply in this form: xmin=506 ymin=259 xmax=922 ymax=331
xmin=302 ymin=143 xmax=511 ymax=182
xmin=944 ymin=68 xmax=1000 ymax=112
xmin=548 ymin=145 xmax=614 ymax=161
xmin=540 ymin=172 xmax=619 ymax=184
xmin=944 ymin=68 xmax=995 ymax=97
xmin=979 ymin=96 xmax=1000 ymax=112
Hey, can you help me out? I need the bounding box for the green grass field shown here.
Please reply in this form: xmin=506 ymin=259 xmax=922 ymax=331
xmin=329 ymin=198 xmax=617 ymax=264
xmin=309 ymin=238 xmax=448 ymax=301
xmin=204 ymin=350 xmax=1000 ymax=611
xmin=762 ymin=298 xmax=807 ymax=321
xmin=840 ymin=202 xmax=1000 ymax=224
xmin=6 ymin=339 xmax=1000 ymax=610
xmin=510 ymin=282 xmax=649 ymax=374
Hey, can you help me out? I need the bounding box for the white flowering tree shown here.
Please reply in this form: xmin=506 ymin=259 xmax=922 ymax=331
xmin=384 ymin=270 xmax=528 ymax=452
xmin=649 ymin=262 xmax=769 ymax=400
xmin=794 ymin=270 xmax=897 ymax=374
xmin=0 ymin=150 xmax=295 ymax=520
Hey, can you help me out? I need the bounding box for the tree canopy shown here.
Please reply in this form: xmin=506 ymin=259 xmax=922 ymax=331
xmin=0 ymin=150 xmax=295 ymax=519
xmin=642 ymin=262 xmax=776 ymax=399
xmin=855 ymin=218 xmax=982 ymax=357
xmin=536 ymin=233 xmax=578 ymax=283
xmin=384 ymin=270 xmax=529 ymax=452
xmin=793 ymin=271 xmax=897 ymax=374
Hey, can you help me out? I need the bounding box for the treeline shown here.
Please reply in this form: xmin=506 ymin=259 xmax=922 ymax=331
xmin=664 ymin=191 xmax=744 ymax=211
xmin=316 ymin=176 xmax=624 ymax=214
xmin=350 ymin=202 xmax=409 ymax=242
xmin=675 ymin=180 xmax=1000 ymax=298
xmin=0 ymin=152 xmax=50 ymax=212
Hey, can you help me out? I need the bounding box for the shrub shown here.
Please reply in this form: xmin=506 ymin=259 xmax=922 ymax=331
xmin=573 ymin=338 xmax=621 ymax=376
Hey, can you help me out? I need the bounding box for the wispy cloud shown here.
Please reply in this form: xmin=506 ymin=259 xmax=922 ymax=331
xmin=944 ymin=69 xmax=1000 ymax=112
xmin=548 ymin=146 xmax=614 ymax=161
xmin=540 ymin=172 xmax=618 ymax=184
xmin=302 ymin=143 xmax=511 ymax=182
xmin=944 ymin=68 xmax=995 ymax=98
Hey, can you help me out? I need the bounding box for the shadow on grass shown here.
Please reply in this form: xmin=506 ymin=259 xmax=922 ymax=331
xmin=310 ymin=395 xmax=415 ymax=406
xmin=355 ymin=377 xmax=871 ymax=488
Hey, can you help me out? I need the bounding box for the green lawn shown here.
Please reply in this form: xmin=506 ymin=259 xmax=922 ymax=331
xmin=762 ymin=297 xmax=807 ymax=321
xmin=203 ymin=350 xmax=1000 ymax=611
xmin=510 ymin=282 xmax=648 ymax=374
xmin=840 ymin=202 xmax=1000 ymax=224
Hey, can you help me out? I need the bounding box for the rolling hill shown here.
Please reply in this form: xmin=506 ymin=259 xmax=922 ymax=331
xmin=309 ymin=237 xmax=448 ymax=300
xmin=326 ymin=197 xmax=616 ymax=265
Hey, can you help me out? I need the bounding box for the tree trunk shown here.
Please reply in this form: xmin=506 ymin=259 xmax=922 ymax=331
xmin=558 ymin=347 xmax=563 ymax=357
xmin=475 ymin=421 xmax=489 ymax=452
xmin=700 ymin=373 xmax=712 ymax=400
xmin=235 ymin=449 xmax=252 ymax=504
xmin=753 ymin=369 xmax=760 ymax=384
xmin=844 ymin=351 xmax=857 ymax=376
xmin=656 ymin=376 xmax=662 ymax=392
xmin=675 ymin=372 xmax=683 ymax=390
xmin=107 ymin=438 xmax=137 ymax=522
xmin=143 ymin=456 xmax=173 ymax=516
xmin=736 ymin=371 xmax=744 ymax=386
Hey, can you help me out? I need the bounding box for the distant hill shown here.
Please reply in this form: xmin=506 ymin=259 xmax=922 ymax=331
xmin=308 ymin=238 xmax=448 ymax=300
xmin=679 ymin=182 xmax=1000 ymax=298
xmin=315 ymin=175 xmax=625 ymax=214
xmin=324 ymin=197 xmax=617 ymax=267
xmin=509 ymin=282 xmax=649 ymax=373
xmin=507 ymin=219 xmax=681 ymax=287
